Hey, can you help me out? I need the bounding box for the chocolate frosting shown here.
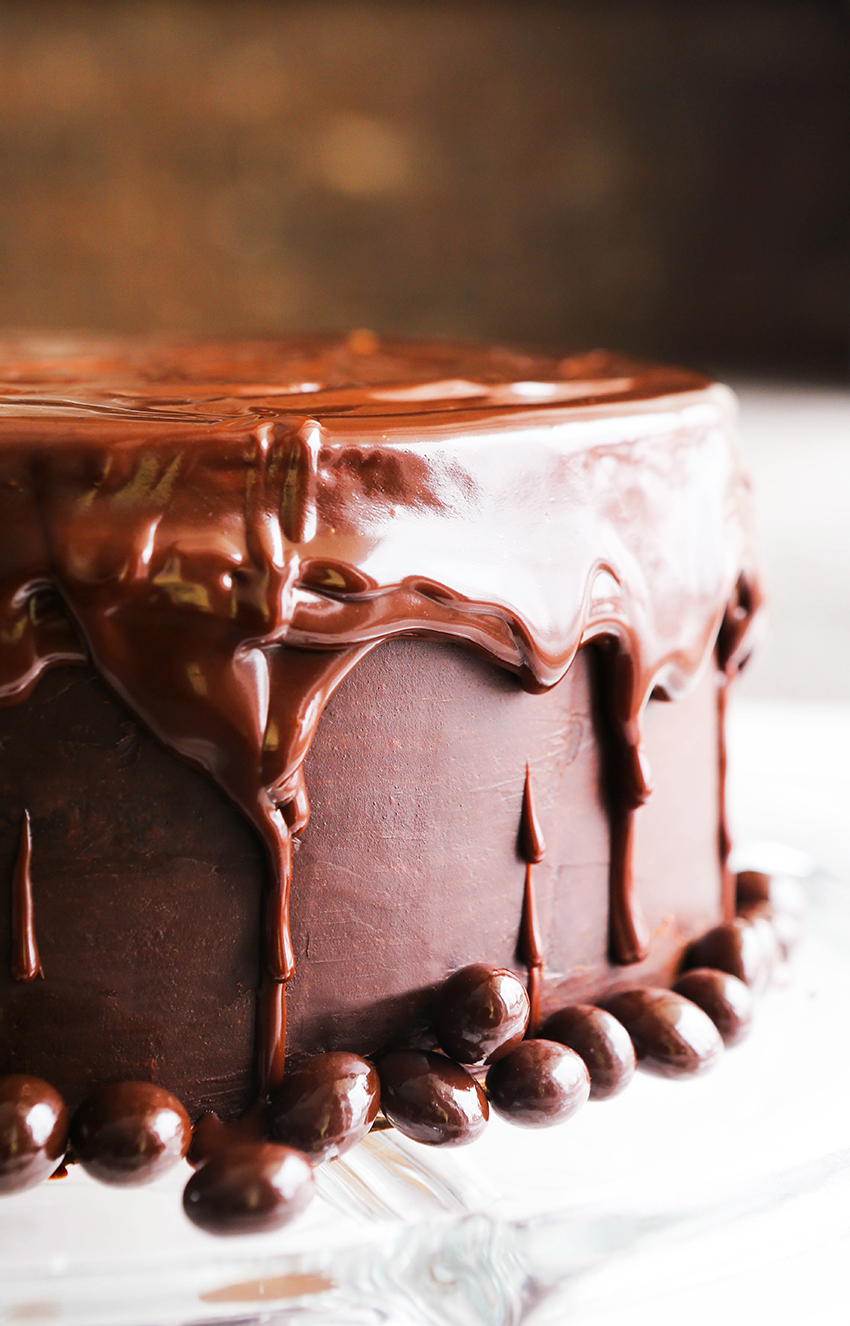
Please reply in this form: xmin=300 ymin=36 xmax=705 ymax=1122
xmin=0 ymin=333 xmax=762 ymax=1094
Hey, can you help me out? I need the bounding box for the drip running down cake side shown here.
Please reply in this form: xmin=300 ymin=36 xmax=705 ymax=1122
xmin=0 ymin=333 xmax=796 ymax=1234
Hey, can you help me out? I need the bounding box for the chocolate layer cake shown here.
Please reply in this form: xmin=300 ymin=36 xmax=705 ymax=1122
xmin=0 ymin=333 xmax=761 ymax=1150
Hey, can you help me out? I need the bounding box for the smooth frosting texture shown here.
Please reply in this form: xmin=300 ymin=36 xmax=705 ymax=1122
xmin=0 ymin=333 xmax=762 ymax=1092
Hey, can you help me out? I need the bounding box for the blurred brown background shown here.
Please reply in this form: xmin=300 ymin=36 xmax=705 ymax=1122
xmin=0 ymin=0 xmax=847 ymax=376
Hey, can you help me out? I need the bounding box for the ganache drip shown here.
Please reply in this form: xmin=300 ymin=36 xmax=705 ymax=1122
xmin=519 ymin=763 xmax=546 ymax=865
xmin=518 ymin=766 xmax=546 ymax=1033
xmin=715 ymin=572 xmax=763 ymax=918
xmin=10 ymin=810 xmax=42 ymax=983
xmin=0 ymin=336 xmax=764 ymax=1088
xmin=519 ymin=867 xmax=544 ymax=1036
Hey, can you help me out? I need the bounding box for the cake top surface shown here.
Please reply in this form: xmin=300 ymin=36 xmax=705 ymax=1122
xmin=0 ymin=332 xmax=712 ymax=433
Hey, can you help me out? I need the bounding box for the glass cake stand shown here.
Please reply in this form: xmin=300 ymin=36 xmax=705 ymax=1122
xmin=2 ymin=699 xmax=849 ymax=1326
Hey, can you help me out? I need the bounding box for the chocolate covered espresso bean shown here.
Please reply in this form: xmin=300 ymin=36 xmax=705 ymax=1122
xmin=433 ymin=964 xmax=530 ymax=1066
xmin=71 ymin=1082 xmax=191 ymax=1185
xmin=673 ymin=969 xmax=753 ymax=1047
xmin=0 ymin=1075 xmax=68 ymax=1195
xmin=543 ymin=1005 xmax=636 ymax=1100
xmin=736 ymin=870 xmax=806 ymax=964
xmin=604 ymin=988 xmax=723 ymax=1078
xmin=485 ymin=1039 xmax=590 ymax=1126
xmin=736 ymin=870 xmax=807 ymax=923
xmin=183 ymin=1142 xmax=314 ymax=1235
xmin=684 ymin=918 xmax=775 ymax=993
xmin=269 ymin=1052 xmax=379 ymax=1162
xmin=378 ymin=1050 xmax=488 ymax=1146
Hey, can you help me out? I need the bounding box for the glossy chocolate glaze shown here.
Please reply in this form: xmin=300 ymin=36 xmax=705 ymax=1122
xmin=519 ymin=764 xmax=546 ymax=864
xmin=0 ymin=334 xmax=761 ymax=1099
xmin=518 ymin=766 xmax=546 ymax=1033
xmin=519 ymin=866 xmax=544 ymax=1036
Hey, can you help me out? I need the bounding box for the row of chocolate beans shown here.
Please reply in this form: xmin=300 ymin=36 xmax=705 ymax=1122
xmin=184 ymin=868 xmax=808 ymax=1232
xmin=184 ymin=1053 xmax=382 ymax=1233
xmin=0 ymin=1078 xmax=193 ymax=1197
xmin=0 ymin=870 xmax=806 ymax=1233
xmin=375 ymin=957 xmax=729 ymax=1141
xmin=375 ymin=869 xmax=807 ymax=1137
xmin=378 ymin=965 xmax=589 ymax=1140
xmin=183 ymin=882 xmax=785 ymax=1236
xmin=375 ymin=968 xmax=636 ymax=1142
xmin=0 ymin=1071 xmax=321 ymax=1236
xmin=609 ymin=867 xmax=807 ymax=1078
xmin=0 ymin=1049 xmax=380 ymax=1231
xmin=688 ymin=869 xmax=806 ymax=990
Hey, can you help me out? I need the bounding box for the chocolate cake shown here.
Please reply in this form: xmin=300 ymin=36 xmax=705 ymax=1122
xmin=0 ymin=332 xmax=768 ymax=1227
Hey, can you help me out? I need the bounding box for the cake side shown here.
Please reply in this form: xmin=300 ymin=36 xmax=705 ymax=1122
xmin=0 ymin=638 xmax=722 ymax=1118
xmin=0 ymin=667 xmax=261 ymax=1117
xmin=0 ymin=335 xmax=762 ymax=1106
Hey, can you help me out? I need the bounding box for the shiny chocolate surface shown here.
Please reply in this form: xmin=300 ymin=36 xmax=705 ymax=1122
xmin=684 ymin=918 xmax=774 ymax=993
xmin=187 ymin=1103 xmax=269 ymax=1169
xmin=736 ymin=870 xmax=807 ymax=961
xmin=9 ymin=811 xmax=41 ymax=983
xmin=736 ymin=871 xmax=807 ymax=916
xmin=0 ymin=334 xmax=760 ymax=1098
xmin=739 ymin=900 xmax=804 ymax=963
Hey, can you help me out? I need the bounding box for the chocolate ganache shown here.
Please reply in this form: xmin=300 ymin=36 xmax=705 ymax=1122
xmin=0 ymin=333 xmax=761 ymax=1116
